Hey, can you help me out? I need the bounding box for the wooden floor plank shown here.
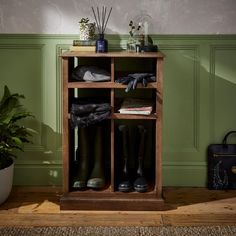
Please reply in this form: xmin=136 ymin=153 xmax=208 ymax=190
xmin=0 ymin=187 xmax=235 ymax=226
xmin=162 ymin=214 xmax=236 ymax=226
xmin=0 ymin=213 xmax=163 ymax=227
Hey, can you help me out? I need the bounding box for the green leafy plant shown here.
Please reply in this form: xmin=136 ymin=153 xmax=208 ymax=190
xmin=79 ymin=17 xmax=90 ymax=24
xmin=78 ymin=17 xmax=96 ymax=40
xmin=79 ymin=17 xmax=94 ymax=31
xmin=79 ymin=18 xmax=89 ymax=32
xmin=0 ymin=86 xmax=34 ymax=169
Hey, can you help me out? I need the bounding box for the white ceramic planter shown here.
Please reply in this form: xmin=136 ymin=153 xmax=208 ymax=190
xmin=0 ymin=162 xmax=14 ymax=205
xmin=79 ymin=23 xmax=95 ymax=40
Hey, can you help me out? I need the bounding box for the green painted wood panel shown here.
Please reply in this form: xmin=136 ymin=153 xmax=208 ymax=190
xmin=210 ymin=46 xmax=236 ymax=142
xmin=0 ymin=34 xmax=236 ymax=186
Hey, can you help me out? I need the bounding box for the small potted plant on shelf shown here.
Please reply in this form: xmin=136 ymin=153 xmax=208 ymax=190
xmin=127 ymin=20 xmax=142 ymax=52
xmin=79 ymin=17 xmax=96 ymax=40
xmin=0 ymin=86 xmax=33 ymax=204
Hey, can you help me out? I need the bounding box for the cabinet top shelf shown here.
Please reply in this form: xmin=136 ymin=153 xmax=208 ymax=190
xmin=61 ymin=51 xmax=165 ymax=59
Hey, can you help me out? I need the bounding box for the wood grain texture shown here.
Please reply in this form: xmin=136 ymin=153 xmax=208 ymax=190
xmin=0 ymin=187 xmax=235 ymax=226
xmin=61 ymin=51 xmax=164 ymax=210
xmin=67 ymin=82 xmax=157 ymax=89
xmin=156 ymin=58 xmax=164 ymax=198
xmin=61 ymin=51 xmax=165 ymax=58
xmin=62 ymin=57 xmax=69 ymax=194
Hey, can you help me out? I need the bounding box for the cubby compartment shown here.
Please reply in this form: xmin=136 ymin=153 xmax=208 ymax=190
xmin=114 ymin=88 xmax=156 ymax=116
xmin=69 ymin=88 xmax=111 ymax=106
xmin=114 ymin=120 xmax=156 ymax=193
xmin=61 ymin=51 xmax=165 ymax=210
xmin=114 ymin=57 xmax=156 ymax=76
xmin=69 ymin=120 xmax=111 ymax=192
xmin=69 ymin=57 xmax=111 ymax=83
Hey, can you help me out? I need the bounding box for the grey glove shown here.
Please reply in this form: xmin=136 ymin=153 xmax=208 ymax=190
xmin=72 ymin=66 xmax=111 ymax=82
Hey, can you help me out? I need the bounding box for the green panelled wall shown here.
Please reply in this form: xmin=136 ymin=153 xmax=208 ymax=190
xmin=0 ymin=34 xmax=236 ymax=186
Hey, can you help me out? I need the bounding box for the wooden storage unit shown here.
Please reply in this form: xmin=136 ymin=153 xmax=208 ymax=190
xmin=60 ymin=51 xmax=165 ymax=210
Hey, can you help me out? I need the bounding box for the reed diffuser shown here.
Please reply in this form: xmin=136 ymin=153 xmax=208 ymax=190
xmin=92 ymin=6 xmax=112 ymax=53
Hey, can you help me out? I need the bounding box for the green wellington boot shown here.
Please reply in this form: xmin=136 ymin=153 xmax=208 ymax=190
xmin=72 ymin=127 xmax=90 ymax=189
xmin=134 ymin=125 xmax=148 ymax=193
xmin=87 ymin=126 xmax=105 ymax=189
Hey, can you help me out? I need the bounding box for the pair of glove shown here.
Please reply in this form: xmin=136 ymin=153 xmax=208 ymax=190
xmin=70 ymin=102 xmax=111 ymax=128
xmin=115 ymin=73 xmax=156 ymax=92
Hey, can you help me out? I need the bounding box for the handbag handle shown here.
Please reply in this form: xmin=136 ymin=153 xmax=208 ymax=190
xmin=222 ymin=131 xmax=236 ymax=145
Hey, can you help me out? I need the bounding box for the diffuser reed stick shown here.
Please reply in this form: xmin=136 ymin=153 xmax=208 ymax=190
xmin=91 ymin=6 xmax=112 ymax=34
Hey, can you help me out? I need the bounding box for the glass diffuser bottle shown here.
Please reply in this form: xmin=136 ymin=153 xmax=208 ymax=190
xmin=96 ymin=34 xmax=108 ymax=53
xmin=92 ymin=6 xmax=112 ymax=53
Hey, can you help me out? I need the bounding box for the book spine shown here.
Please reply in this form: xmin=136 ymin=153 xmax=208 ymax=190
xmin=73 ymin=40 xmax=96 ymax=46
xmin=70 ymin=46 xmax=96 ymax=52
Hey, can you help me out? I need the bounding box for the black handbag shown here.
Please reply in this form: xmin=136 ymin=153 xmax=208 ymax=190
xmin=208 ymin=131 xmax=236 ymax=190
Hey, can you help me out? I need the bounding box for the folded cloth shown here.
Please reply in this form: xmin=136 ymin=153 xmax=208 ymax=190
xmin=71 ymin=66 xmax=111 ymax=82
xmin=115 ymin=73 xmax=156 ymax=92
xmin=70 ymin=102 xmax=111 ymax=128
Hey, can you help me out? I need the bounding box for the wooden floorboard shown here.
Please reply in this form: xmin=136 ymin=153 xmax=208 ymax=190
xmin=0 ymin=187 xmax=235 ymax=226
xmin=162 ymin=214 xmax=236 ymax=226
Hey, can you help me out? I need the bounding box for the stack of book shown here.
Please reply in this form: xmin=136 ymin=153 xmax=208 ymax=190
xmin=118 ymin=98 xmax=153 ymax=115
xmin=70 ymin=40 xmax=96 ymax=52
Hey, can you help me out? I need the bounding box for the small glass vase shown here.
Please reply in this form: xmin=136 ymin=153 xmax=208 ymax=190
xmin=96 ymin=34 xmax=108 ymax=53
xmin=127 ymin=36 xmax=137 ymax=52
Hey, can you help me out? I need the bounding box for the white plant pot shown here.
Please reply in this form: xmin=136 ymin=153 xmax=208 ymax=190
xmin=79 ymin=23 xmax=95 ymax=40
xmin=0 ymin=162 xmax=14 ymax=205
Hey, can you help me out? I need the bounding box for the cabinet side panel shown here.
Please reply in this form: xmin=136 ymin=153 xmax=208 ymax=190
xmin=62 ymin=57 xmax=69 ymax=193
xmin=110 ymin=57 xmax=115 ymax=191
xmin=156 ymin=58 xmax=163 ymax=197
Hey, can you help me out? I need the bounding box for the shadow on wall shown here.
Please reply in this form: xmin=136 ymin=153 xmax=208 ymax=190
xmin=158 ymin=44 xmax=236 ymax=187
xmin=178 ymin=49 xmax=236 ymax=144
xmin=13 ymin=119 xmax=62 ymax=186
xmin=0 ymin=1 xmax=125 ymax=187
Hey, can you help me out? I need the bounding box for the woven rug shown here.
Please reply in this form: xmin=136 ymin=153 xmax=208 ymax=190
xmin=0 ymin=226 xmax=236 ymax=236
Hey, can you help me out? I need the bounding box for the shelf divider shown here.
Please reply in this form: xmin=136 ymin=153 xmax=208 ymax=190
xmin=110 ymin=57 xmax=115 ymax=191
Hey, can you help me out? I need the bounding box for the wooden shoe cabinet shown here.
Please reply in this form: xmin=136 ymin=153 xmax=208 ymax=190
xmin=60 ymin=51 xmax=165 ymax=210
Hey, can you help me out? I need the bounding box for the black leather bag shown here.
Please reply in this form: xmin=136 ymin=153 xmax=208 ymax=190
xmin=208 ymin=131 xmax=236 ymax=190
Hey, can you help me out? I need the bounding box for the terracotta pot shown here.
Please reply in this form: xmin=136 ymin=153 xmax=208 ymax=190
xmin=0 ymin=161 xmax=14 ymax=205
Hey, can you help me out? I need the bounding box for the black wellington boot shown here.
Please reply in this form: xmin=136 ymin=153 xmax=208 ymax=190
xmin=118 ymin=125 xmax=132 ymax=192
xmin=72 ymin=127 xmax=90 ymax=189
xmin=87 ymin=126 xmax=105 ymax=189
xmin=134 ymin=125 xmax=148 ymax=193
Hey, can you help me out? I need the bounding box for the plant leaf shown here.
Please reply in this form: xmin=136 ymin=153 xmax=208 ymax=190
xmin=11 ymin=137 xmax=23 ymax=146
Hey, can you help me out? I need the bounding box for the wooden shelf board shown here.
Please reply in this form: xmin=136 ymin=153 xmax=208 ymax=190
xmin=68 ymin=113 xmax=157 ymax=120
xmin=111 ymin=113 xmax=157 ymax=120
xmin=67 ymin=82 xmax=157 ymax=89
xmin=61 ymin=51 xmax=165 ymax=59
xmin=68 ymin=188 xmax=157 ymax=197
xmin=60 ymin=193 xmax=164 ymax=211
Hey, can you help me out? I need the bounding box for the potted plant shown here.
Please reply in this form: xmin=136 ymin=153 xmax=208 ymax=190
xmin=0 ymin=86 xmax=33 ymax=204
xmin=79 ymin=17 xmax=96 ymax=40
